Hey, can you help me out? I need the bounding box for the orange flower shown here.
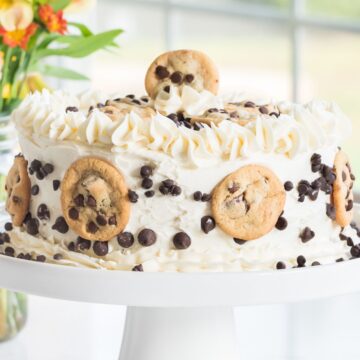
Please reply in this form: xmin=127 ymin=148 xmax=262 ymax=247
xmin=0 ymin=22 xmax=37 ymax=49
xmin=38 ymin=4 xmax=67 ymax=34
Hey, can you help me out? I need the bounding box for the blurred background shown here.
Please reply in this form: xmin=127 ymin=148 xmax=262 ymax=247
xmin=63 ymin=0 xmax=360 ymax=186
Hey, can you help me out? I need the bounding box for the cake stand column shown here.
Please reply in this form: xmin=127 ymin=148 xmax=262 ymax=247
xmin=119 ymin=306 xmax=238 ymax=360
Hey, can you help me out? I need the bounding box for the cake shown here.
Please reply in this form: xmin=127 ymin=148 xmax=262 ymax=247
xmin=1 ymin=49 xmax=359 ymax=272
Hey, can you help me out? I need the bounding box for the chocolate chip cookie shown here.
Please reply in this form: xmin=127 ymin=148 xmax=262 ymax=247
xmin=101 ymin=100 xmax=155 ymax=121
xmin=211 ymin=165 xmax=286 ymax=240
xmin=5 ymin=155 xmax=31 ymax=226
xmin=145 ymin=49 xmax=219 ymax=99
xmin=333 ymin=150 xmax=355 ymax=227
xmin=61 ymin=157 xmax=130 ymax=241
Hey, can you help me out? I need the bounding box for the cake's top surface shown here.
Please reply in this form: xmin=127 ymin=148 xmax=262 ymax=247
xmin=12 ymin=49 xmax=352 ymax=168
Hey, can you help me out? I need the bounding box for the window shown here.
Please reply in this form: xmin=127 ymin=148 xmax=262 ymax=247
xmin=70 ymin=0 xmax=360 ymax=186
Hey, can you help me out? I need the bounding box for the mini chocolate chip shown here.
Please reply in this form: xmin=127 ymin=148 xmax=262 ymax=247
xmin=244 ymin=101 xmax=255 ymax=108
xmin=171 ymin=185 xmax=182 ymax=196
xmin=311 ymin=261 xmax=321 ymax=266
xmin=53 ymin=253 xmax=63 ymax=260
xmin=346 ymin=200 xmax=353 ymax=211
xmin=117 ymin=232 xmax=134 ymax=248
xmin=350 ymin=245 xmax=360 ymax=258
xmin=201 ymin=193 xmax=211 ymax=202
xmin=68 ymin=242 xmax=75 ymax=251
xmin=142 ymin=177 xmax=153 ymax=189
xmin=87 ymin=195 xmax=96 ymax=207
xmin=26 ymin=218 xmax=39 ymax=235
xmin=159 ymin=184 xmax=169 ymax=195
xmin=36 ymin=255 xmax=46 ymax=262
xmin=31 ymin=185 xmax=39 ymax=196
xmin=170 ymin=71 xmax=183 ymax=84
xmin=163 ymin=85 xmax=170 ymax=93
xmin=351 ymin=173 xmax=356 ymax=181
xmin=43 ymin=163 xmax=54 ymax=175
xmin=87 ymin=221 xmax=98 ymax=234
xmin=53 ymin=180 xmax=60 ymax=191
xmin=145 ymin=190 xmax=155 ymax=198
xmin=52 ymin=217 xmax=69 ymax=234
xmin=4 ymin=222 xmax=12 ymax=231
xmin=35 ymin=168 xmax=45 ymax=180
xmin=126 ymin=94 xmax=135 ymax=99
xmin=66 ymin=106 xmax=79 ymax=112
xmin=23 ymin=253 xmax=31 ymax=260
xmin=201 ymin=216 xmax=216 ymax=234
xmin=162 ymin=179 xmax=174 ymax=188
xmin=234 ymin=238 xmax=247 ymax=245
xmin=173 ymin=232 xmax=191 ymax=250
xmin=128 ymin=190 xmax=139 ymax=203
xmin=5 ymin=246 xmax=15 ymax=257
xmin=297 ymin=255 xmax=306 ymax=267
xmin=155 ymin=65 xmax=170 ymax=79
xmin=138 ymin=228 xmax=157 ymax=247
xmin=93 ymin=241 xmax=109 ymax=256
xmin=74 ymin=194 xmax=85 ymax=207
xmin=108 ymin=215 xmax=117 ymax=226
xmin=259 ymin=106 xmax=269 ymax=114
xmin=132 ymin=99 xmax=141 ymax=105
xmin=17 ymin=253 xmax=25 ymax=259
xmin=275 ymin=217 xmax=288 ymax=230
xmin=76 ymin=237 xmax=91 ymax=251
xmin=326 ymin=203 xmax=336 ymax=220
xmin=68 ymin=207 xmax=79 ymax=220
xmin=30 ymin=159 xmax=42 ymax=171
xmin=336 ymin=258 xmax=344 ymax=262
xmin=299 ymin=227 xmax=315 ymax=243
xmin=140 ymin=165 xmax=153 ymax=178
xmin=184 ymin=74 xmax=194 ymax=83
xmin=193 ymin=191 xmax=202 ymax=201
xmin=284 ymin=181 xmax=293 ymax=191
xmin=311 ymin=153 xmax=322 ymax=166
xmin=347 ymin=238 xmax=354 ymax=247
xmin=37 ymin=204 xmax=50 ymax=220
xmin=132 ymin=264 xmax=143 ymax=272
xmin=297 ymin=181 xmax=310 ymax=195
xmin=309 ymin=189 xmax=319 ymax=201
xmin=276 ymin=261 xmax=286 ymax=270
xmin=96 ymin=214 xmax=107 ymax=226
xmin=342 ymin=171 xmax=347 ymax=181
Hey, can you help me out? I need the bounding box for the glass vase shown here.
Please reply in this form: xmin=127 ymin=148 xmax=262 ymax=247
xmin=0 ymin=114 xmax=27 ymax=341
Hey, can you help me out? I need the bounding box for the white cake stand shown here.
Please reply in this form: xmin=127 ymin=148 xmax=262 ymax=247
xmin=0 ymin=206 xmax=359 ymax=360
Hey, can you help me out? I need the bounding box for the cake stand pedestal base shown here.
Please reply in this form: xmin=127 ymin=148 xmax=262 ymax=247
xmin=119 ymin=307 xmax=238 ymax=360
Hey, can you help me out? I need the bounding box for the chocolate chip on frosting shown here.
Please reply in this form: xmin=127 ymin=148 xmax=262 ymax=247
xmin=276 ymin=261 xmax=286 ymax=270
xmin=297 ymin=255 xmax=306 ymax=267
xmin=31 ymin=184 xmax=39 ymax=196
xmin=76 ymin=237 xmax=91 ymax=251
xmin=26 ymin=218 xmax=39 ymax=235
xmin=299 ymin=227 xmax=315 ymax=243
xmin=140 ymin=165 xmax=153 ymax=178
xmin=43 ymin=163 xmax=54 ymax=175
xmin=132 ymin=264 xmax=144 ymax=272
xmin=326 ymin=203 xmax=336 ymax=220
xmin=234 ymin=238 xmax=247 ymax=245
xmin=173 ymin=232 xmax=191 ymax=249
xmin=193 ymin=191 xmax=202 ymax=201
xmin=4 ymin=222 xmax=13 ymax=231
xmin=145 ymin=190 xmax=155 ymax=198
xmin=284 ymin=181 xmax=294 ymax=191
xmin=141 ymin=178 xmax=153 ymax=189
xmin=138 ymin=228 xmax=157 ymax=247
xmin=275 ymin=216 xmax=288 ymax=230
xmin=201 ymin=216 xmax=216 ymax=234
xmin=52 ymin=216 xmax=69 ymax=234
xmin=117 ymin=232 xmax=135 ymax=248
xmin=37 ymin=204 xmax=50 ymax=220
xmin=128 ymin=190 xmax=139 ymax=203
xmin=93 ymin=241 xmax=109 ymax=256
xmin=53 ymin=180 xmax=61 ymax=191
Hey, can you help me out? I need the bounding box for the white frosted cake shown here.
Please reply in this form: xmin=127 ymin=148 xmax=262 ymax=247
xmin=1 ymin=49 xmax=359 ymax=272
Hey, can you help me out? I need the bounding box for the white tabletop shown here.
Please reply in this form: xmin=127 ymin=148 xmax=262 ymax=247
xmin=1 ymin=294 xmax=360 ymax=360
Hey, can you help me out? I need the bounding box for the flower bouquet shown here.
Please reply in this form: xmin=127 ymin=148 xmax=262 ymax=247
xmin=0 ymin=0 xmax=123 ymax=115
xmin=0 ymin=0 xmax=122 ymax=341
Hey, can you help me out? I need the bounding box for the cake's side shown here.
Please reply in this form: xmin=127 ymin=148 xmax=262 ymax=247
xmin=1 ymin=49 xmax=358 ymax=272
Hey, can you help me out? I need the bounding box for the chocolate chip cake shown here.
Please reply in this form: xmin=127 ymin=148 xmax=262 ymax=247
xmin=1 ymin=49 xmax=359 ymax=271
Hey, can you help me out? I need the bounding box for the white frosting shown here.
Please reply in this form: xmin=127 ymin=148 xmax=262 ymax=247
xmin=12 ymin=90 xmax=352 ymax=169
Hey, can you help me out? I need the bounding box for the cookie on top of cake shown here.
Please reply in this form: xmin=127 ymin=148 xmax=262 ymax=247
xmin=1 ymin=49 xmax=358 ymax=272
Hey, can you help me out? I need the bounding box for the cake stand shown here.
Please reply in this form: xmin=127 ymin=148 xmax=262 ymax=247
xmin=0 ymin=206 xmax=359 ymax=360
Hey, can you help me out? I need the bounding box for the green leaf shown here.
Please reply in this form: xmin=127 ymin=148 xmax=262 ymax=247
xmin=68 ymin=22 xmax=94 ymax=37
xmin=50 ymin=0 xmax=71 ymax=11
xmin=37 ymin=64 xmax=89 ymax=80
xmin=34 ymin=29 xmax=123 ymax=59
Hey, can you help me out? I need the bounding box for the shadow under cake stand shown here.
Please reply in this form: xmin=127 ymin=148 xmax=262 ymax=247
xmin=0 ymin=205 xmax=359 ymax=360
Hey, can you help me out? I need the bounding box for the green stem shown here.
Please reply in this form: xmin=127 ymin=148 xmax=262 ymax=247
xmin=11 ymin=50 xmax=26 ymax=99
xmin=0 ymin=48 xmax=12 ymax=114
